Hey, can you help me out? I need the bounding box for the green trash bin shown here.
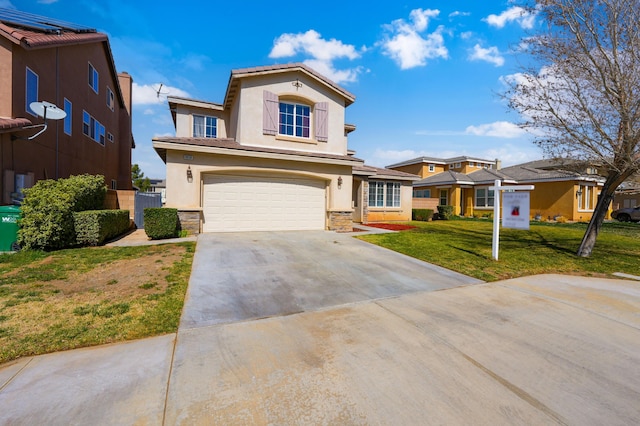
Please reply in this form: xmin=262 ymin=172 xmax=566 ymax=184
xmin=0 ymin=205 xmax=21 ymax=252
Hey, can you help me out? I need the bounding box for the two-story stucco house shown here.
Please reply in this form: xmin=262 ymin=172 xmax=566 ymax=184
xmin=153 ymin=63 xmax=419 ymax=233
xmin=153 ymin=64 xmax=377 ymax=233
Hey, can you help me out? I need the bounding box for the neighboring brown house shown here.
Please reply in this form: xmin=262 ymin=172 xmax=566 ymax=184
xmin=0 ymin=8 xmax=133 ymax=205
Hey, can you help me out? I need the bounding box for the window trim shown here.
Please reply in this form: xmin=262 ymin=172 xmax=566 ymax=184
xmin=279 ymin=101 xmax=311 ymax=139
xmin=578 ymin=184 xmax=594 ymax=211
xmin=192 ymin=114 xmax=217 ymax=138
xmin=369 ymin=181 xmax=401 ymax=209
xmin=475 ymin=187 xmax=495 ymax=208
xmin=428 ymin=164 xmax=435 ymax=172
xmin=413 ymin=189 xmax=431 ymax=198
xmin=88 ymin=62 xmax=99 ymax=94
xmin=26 ymin=67 xmax=39 ymax=117
xmin=439 ymin=189 xmax=448 ymax=206
xmin=63 ymin=98 xmax=72 ymax=135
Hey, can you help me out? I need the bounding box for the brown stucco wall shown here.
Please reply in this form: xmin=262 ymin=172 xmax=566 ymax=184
xmin=1 ymin=39 xmax=132 ymax=203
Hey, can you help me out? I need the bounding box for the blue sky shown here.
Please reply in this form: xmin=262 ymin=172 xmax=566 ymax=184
xmin=4 ymin=0 xmax=544 ymax=178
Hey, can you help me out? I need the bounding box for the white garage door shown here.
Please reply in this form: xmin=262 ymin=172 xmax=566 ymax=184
xmin=203 ymin=174 xmax=326 ymax=232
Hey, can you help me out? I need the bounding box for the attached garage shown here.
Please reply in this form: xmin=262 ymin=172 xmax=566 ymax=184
xmin=202 ymin=173 xmax=327 ymax=232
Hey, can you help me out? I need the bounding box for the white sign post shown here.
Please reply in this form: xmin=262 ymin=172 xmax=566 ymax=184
xmin=489 ymin=180 xmax=535 ymax=261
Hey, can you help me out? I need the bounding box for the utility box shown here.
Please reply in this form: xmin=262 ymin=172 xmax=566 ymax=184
xmin=0 ymin=205 xmax=21 ymax=251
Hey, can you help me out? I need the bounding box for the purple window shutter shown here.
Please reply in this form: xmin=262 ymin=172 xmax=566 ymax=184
xmin=263 ymin=90 xmax=278 ymax=135
xmin=315 ymin=102 xmax=328 ymax=142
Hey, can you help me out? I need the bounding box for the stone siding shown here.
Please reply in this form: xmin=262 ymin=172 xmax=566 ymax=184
xmin=178 ymin=210 xmax=202 ymax=235
xmin=328 ymin=211 xmax=353 ymax=232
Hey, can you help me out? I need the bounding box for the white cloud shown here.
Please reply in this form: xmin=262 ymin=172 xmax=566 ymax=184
xmin=269 ymin=29 xmax=363 ymax=84
xmin=460 ymin=31 xmax=474 ymax=40
xmin=132 ymin=82 xmax=190 ymax=106
xmin=469 ymin=44 xmax=505 ymax=67
xmin=380 ymin=8 xmax=448 ymax=70
xmin=465 ymin=121 xmax=527 ymax=138
xmin=449 ymin=11 xmax=471 ymax=19
xmin=485 ymin=6 xmax=537 ymax=30
xmin=37 ymin=0 xmax=58 ymax=4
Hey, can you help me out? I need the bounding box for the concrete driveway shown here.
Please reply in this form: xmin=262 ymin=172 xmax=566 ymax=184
xmin=1 ymin=231 xmax=640 ymax=425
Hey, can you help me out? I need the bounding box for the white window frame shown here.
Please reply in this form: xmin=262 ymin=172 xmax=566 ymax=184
xmin=279 ymin=101 xmax=310 ymax=138
xmin=475 ymin=187 xmax=495 ymax=208
xmin=107 ymin=132 xmax=114 ymax=143
xmin=469 ymin=161 xmax=475 ymax=168
xmin=386 ymin=182 xmax=401 ymax=207
xmin=63 ymin=98 xmax=72 ymax=136
xmin=578 ymin=184 xmax=594 ymax=211
xmin=369 ymin=181 xmax=401 ymax=208
xmin=193 ymin=114 xmax=217 ymax=138
xmin=454 ymin=162 xmax=461 ymax=169
xmin=26 ymin=67 xmax=39 ymax=116
xmin=428 ymin=164 xmax=435 ymax=172
xmin=88 ymin=62 xmax=99 ymax=94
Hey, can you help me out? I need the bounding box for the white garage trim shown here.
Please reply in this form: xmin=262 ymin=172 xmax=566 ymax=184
xmin=202 ymin=173 xmax=327 ymax=232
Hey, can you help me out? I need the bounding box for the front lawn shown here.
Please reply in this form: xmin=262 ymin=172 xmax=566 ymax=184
xmin=0 ymin=242 xmax=195 ymax=365
xmin=358 ymin=219 xmax=640 ymax=282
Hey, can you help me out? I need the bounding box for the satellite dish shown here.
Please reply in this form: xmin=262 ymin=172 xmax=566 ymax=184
xmin=29 ymin=101 xmax=67 ymax=120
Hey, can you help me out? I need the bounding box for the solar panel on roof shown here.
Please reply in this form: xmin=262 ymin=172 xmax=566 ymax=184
xmin=0 ymin=8 xmax=96 ymax=34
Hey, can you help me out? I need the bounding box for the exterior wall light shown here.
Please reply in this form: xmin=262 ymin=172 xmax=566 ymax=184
xmin=576 ymin=189 xmax=583 ymax=199
xmin=337 ymin=176 xmax=343 ymax=189
xmin=187 ymin=165 xmax=193 ymax=183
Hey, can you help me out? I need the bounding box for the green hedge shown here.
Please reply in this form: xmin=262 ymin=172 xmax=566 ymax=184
xmin=74 ymin=210 xmax=131 ymax=246
xmin=437 ymin=205 xmax=454 ymax=220
xmin=18 ymin=174 xmax=107 ymax=250
xmin=412 ymin=209 xmax=434 ymax=221
xmin=144 ymin=208 xmax=179 ymax=240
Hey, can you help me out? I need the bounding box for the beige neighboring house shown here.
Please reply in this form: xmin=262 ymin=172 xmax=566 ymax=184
xmin=153 ymin=63 xmax=375 ymax=233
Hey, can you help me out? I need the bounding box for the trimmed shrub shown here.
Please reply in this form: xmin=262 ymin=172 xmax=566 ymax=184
xmin=437 ymin=205 xmax=454 ymax=220
xmin=74 ymin=210 xmax=131 ymax=246
xmin=144 ymin=208 xmax=179 ymax=240
xmin=18 ymin=175 xmax=107 ymax=250
xmin=412 ymin=209 xmax=434 ymax=221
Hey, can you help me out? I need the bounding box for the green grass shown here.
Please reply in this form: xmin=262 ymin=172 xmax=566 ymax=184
xmin=0 ymin=242 xmax=195 ymax=365
xmin=358 ymin=219 xmax=640 ymax=282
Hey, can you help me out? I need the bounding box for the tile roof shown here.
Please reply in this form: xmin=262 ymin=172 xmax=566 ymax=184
xmin=0 ymin=117 xmax=32 ymax=132
xmin=152 ymin=137 xmax=364 ymax=165
xmin=414 ymin=170 xmax=475 ymax=186
xmin=0 ymin=22 xmax=106 ymax=49
xmin=387 ymin=155 xmax=497 ymax=169
xmin=353 ymin=165 xmax=420 ymax=180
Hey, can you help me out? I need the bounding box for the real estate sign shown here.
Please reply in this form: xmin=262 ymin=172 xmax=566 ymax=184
xmin=502 ymin=192 xmax=530 ymax=230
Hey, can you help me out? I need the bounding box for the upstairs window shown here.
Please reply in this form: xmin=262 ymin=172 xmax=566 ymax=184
xmin=279 ymin=102 xmax=310 ymax=138
xmin=63 ymin=98 xmax=72 ymax=135
xmin=193 ymin=115 xmax=217 ymax=138
xmin=26 ymin=67 xmax=39 ymax=116
xmin=88 ymin=63 xmax=99 ymax=93
xmin=428 ymin=164 xmax=435 ymax=172
xmin=82 ymin=110 xmax=105 ymax=146
xmin=106 ymin=87 xmax=114 ymax=110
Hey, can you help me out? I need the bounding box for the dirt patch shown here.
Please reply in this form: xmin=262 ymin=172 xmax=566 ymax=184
xmin=365 ymin=223 xmax=417 ymax=231
xmin=47 ymin=246 xmax=185 ymax=298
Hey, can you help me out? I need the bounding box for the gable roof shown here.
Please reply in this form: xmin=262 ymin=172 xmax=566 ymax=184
xmin=0 ymin=117 xmax=31 ymax=132
xmin=224 ymin=63 xmax=356 ymax=109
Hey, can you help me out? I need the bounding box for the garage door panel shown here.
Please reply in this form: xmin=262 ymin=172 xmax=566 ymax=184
xmin=203 ymin=174 xmax=326 ymax=232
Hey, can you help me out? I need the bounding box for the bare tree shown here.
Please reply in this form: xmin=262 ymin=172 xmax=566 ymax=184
xmin=505 ymin=0 xmax=640 ymax=257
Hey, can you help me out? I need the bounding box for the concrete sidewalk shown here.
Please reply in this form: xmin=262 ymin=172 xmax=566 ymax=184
xmin=1 ymin=231 xmax=640 ymax=425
